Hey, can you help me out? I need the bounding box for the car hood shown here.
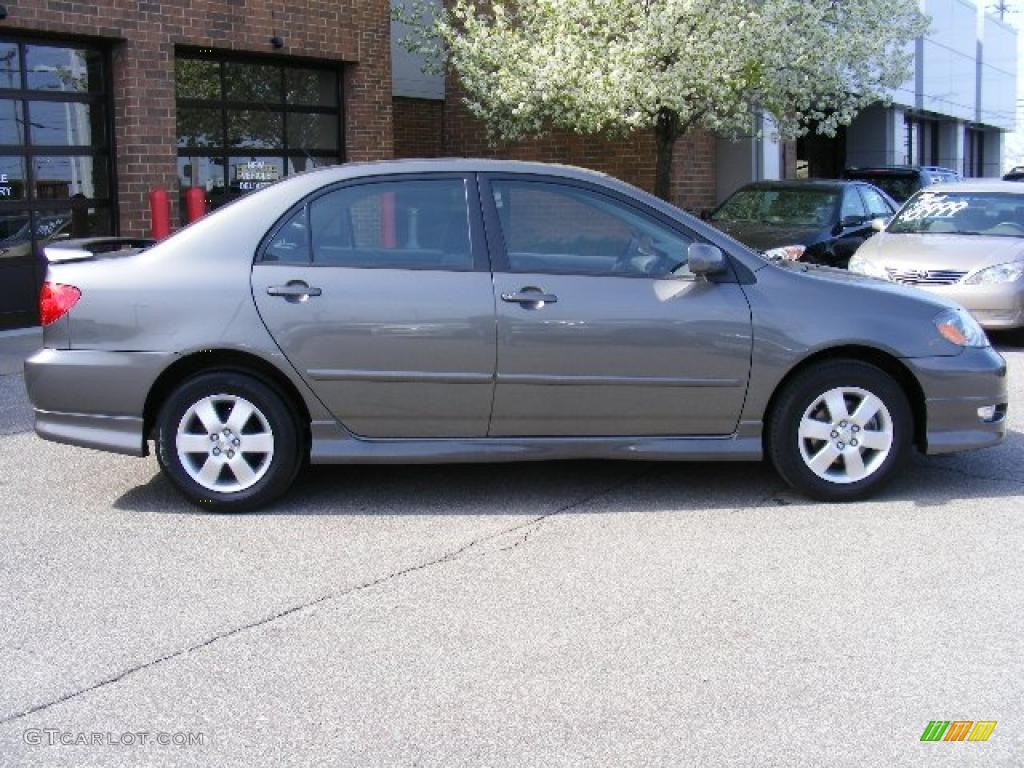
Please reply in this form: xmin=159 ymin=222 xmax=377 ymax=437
xmin=857 ymin=232 xmax=1024 ymax=270
xmin=709 ymin=220 xmax=820 ymax=250
xmin=770 ymin=259 xmax=957 ymax=309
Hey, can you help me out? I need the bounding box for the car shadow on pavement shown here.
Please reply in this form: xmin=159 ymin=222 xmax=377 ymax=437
xmin=113 ymin=428 xmax=1024 ymax=516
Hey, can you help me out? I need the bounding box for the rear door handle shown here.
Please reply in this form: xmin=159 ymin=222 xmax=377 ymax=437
xmin=267 ymin=281 xmax=322 ymax=301
xmin=501 ymin=288 xmax=558 ymax=307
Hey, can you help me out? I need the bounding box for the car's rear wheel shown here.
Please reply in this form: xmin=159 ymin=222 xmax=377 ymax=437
xmin=768 ymin=361 xmax=912 ymax=501
xmin=156 ymin=372 xmax=302 ymax=511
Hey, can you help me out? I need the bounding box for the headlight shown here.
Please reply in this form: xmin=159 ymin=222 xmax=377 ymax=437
xmin=763 ymin=244 xmax=806 ymax=261
xmin=963 ymin=261 xmax=1024 ymax=285
xmin=848 ymin=252 xmax=889 ymax=279
xmin=933 ymin=308 xmax=989 ymax=347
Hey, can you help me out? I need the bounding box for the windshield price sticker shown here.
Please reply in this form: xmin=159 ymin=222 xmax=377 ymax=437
xmin=900 ymin=193 xmax=968 ymax=222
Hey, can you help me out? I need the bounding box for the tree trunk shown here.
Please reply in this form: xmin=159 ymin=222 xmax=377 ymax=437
xmin=654 ymin=108 xmax=681 ymax=202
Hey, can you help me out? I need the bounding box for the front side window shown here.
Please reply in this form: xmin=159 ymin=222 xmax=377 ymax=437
xmin=491 ymin=181 xmax=692 ymax=277
xmin=711 ymin=187 xmax=838 ymax=229
xmin=840 ymin=188 xmax=867 ymax=221
xmin=860 ymin=187 xmax=893 ymax=218
xmin=887 ymin=192 xmax=1024 ymax=237
xmin=309 ymin=179 xmax=472 ymax=270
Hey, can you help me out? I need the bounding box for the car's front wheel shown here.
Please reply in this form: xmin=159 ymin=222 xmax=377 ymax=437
xmin=156 ymin=372 xmax=303 ymax=511
xmin=768 ymin=361 xmax=913 ymax=501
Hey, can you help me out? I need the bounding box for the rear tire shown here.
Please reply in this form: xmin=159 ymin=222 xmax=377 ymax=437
xmin=768 ymin=360 xmax=912 ymax=502
xmin=156 ymin=372 xmax=302 ymax=512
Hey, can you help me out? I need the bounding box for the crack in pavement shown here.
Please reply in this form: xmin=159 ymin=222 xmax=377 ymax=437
xmin=0 ymin=469 xmax=646 ymax=727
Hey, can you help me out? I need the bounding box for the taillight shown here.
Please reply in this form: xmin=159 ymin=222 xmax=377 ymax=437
xmin=39 ymin=282 xmax=81 ymax=326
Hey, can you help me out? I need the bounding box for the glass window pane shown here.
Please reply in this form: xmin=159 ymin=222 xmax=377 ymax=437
xmin=264 ymin=207 xmax=309 ymax=263
xmin=286 ymin=156 xmax=338 ymax=175
xmin=0 ymin=43 xmax=20 ymax=89
xmin=228 ymin=156 xmax=283 ymax=195
xmin=225 ymin=61 xmax=282 ymax=102
xmin=0 ymin=214 xmax=31 ymax=260
xmin=285 ymin=68 xmax=337 ymax=106
xmin=176 ymin=106 xmax=222 ymax=148
xmin=841 ymin=189 xmax=867 ymax=220
xmin=310 ymin=180 xmax=472 ymax=270
xmin=492 ymin=181 xmax=691 ymax=276
xmin=0 ymin=156 xmax=26 ymax=200
xmin=0 ymin=100 xmax=24 ymax=145
xmin=227 ymin=109 xmax=282 ymax=149
xmin=28 ymin=101 xmax=104 ymax=146
xmin=25 ymin=45 xmax=103 ymax=92
xmin=33 ymin=155 xmax=109 ymax=200
xmin=177 ymin=155 xmax=229 ymax=211
xmin=175 ymin=58 xmax=221 ymax=100
xmin=35 ymin=207 xmax=110 ymax=245
xmin=286 ymin=113 xmax=338 ymax=151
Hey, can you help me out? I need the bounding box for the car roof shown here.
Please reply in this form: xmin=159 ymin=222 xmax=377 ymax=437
xmin=736 ymin=179 xmax=857 ymax=191
xmin=923 ymin=180 xmax=1024 ymax=194
xmin=293 ymin=158 xmax=616 ymax=184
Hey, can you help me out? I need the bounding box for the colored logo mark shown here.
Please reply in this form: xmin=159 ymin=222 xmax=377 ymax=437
xmin=921 ymin=721 xmax=997 ymax=742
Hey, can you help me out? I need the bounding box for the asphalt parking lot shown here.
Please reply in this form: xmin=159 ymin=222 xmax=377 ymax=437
xmin=0 ymin=329 xmax=1021 ymax=767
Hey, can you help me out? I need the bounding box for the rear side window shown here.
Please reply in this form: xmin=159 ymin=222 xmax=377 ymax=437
xmin=263 ymin=207 xmax=309 ymax=262
xmin=309 ymin=179 xmax=472 ymax=270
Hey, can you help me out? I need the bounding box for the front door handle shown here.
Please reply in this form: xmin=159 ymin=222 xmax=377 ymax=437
xmin=267 ymin=281 xmax=322 ymax=302
xmin=501 ymin=287 xmax=558 ymax=308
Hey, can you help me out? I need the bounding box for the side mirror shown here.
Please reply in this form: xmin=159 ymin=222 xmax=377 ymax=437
xmin=840 ymin=214 xmax=867 ymax=229
xmin=869 ymin=217 xmax=889 ymax=232
xmin=687 ymin=243 xmax=728 ymax=276
xmin=699 ymin=208 xmax=713 ymax=221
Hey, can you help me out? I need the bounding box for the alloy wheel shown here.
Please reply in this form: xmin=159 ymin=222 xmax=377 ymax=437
xmin=797 ymin=386 xmax=894 ymax=485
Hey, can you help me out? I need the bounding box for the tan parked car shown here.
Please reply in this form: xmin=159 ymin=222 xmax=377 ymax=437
xmin=849 ymin=181 xmax=1024 ymax=332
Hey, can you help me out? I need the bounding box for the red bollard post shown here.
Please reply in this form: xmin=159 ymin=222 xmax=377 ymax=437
xmin=148 ymin=187 xmax=171 ymax=240
xmin=183 ymin=186 xmax=206 ymax=223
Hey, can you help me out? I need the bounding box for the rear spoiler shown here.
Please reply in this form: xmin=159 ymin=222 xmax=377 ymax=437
xmin=44 ymin=237 xmax=157 ymax=263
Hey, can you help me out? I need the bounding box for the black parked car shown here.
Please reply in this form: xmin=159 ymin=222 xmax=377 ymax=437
xmin=1002 ymin=166 xmax=1024 ymax=181
xmin=841 ymin=165 xmax=960 ymax=203
xmin=706 ymin=180 xmax=898 ymax=268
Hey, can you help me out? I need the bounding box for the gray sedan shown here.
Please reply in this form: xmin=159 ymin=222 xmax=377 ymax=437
xmin=25 ymin=160 xmax=1007 ymax=510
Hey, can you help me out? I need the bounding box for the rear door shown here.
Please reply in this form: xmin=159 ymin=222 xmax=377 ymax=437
xmin=252 ymin=173 xmax=496 ymax=438
xmin=481 ymin=175 xmax=753 ymax=437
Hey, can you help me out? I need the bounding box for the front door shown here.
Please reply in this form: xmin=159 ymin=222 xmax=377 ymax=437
xmin=481 ymin=176 xmax=753 ymax=437
xmin=253 ymin=174 xmax=496 ymax=438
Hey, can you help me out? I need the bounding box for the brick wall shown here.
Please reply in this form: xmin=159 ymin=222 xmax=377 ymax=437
xmin=2 ymin=1 xmax=392 ymax=237
xmin=393 ymin=97 xmax=445 ymax=158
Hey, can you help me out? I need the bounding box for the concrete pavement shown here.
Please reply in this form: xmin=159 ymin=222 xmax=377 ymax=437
xmin=0 ymin=329 xmax=1021 ymax=766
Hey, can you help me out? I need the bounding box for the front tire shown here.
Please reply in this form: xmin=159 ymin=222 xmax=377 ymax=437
xmin=156 ymin=372 xmax=302 ymax=511
xmin=768 ymin=361 xmax=912 ymax=501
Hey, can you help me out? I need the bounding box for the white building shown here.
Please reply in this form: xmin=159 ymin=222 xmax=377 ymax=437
xmin=718 ymin=0 xmax=1017 ymax=199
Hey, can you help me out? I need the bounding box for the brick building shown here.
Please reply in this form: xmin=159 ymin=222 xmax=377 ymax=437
xmin=0 ymin=0 xmax=393 ymax=328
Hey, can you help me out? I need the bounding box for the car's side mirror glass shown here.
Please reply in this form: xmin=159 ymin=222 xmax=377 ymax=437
xmin=687 ymin=243 xmax=727 ymax=276
xmin=870 ymin=217 xmax=889 ymax=232
xmin=841 ymin=214 xmax=867 ymax=229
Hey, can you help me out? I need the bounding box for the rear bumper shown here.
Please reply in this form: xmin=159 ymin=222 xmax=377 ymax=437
xmin=24 ymin=347 xmax=172 ymax=456
xmin=33 ymin=409 xmax=145 ymax=456
xmin=905 ymin=346 xmax=1008 ymax=455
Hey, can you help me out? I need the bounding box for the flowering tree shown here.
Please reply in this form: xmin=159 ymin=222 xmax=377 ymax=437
xmin=396 ymin=0 xmax=928 ymax=201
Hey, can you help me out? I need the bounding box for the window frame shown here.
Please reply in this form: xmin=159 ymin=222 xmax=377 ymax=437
xmin=255 ymin=172 xmax=490 ymax=273
xmin=478 ymin=173 xmax=707 ymax=280
xmin=175 ymin=47 xmax=344 ymax=214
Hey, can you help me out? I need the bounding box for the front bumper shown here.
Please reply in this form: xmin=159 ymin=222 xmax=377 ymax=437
xmin=905 ymin=346 xmax=1008 ymax=455
xmin=24 ymin=348 xmax=173 ymax=456
xmin=917 ymin=281 xmax=1024 ymax=329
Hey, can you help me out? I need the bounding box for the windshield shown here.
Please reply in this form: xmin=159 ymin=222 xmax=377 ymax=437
xmin=845 ymin=173 xmax=918 ymax=203
xmin=887 ymin=191 xmax=1024 ymax=237
xmin=711 ymin=188 xmax=838 ymax=228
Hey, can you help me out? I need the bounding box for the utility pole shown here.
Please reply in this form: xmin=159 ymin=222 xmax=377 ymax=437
xmin=992 ymin=0 xmax=1010 ymax=20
